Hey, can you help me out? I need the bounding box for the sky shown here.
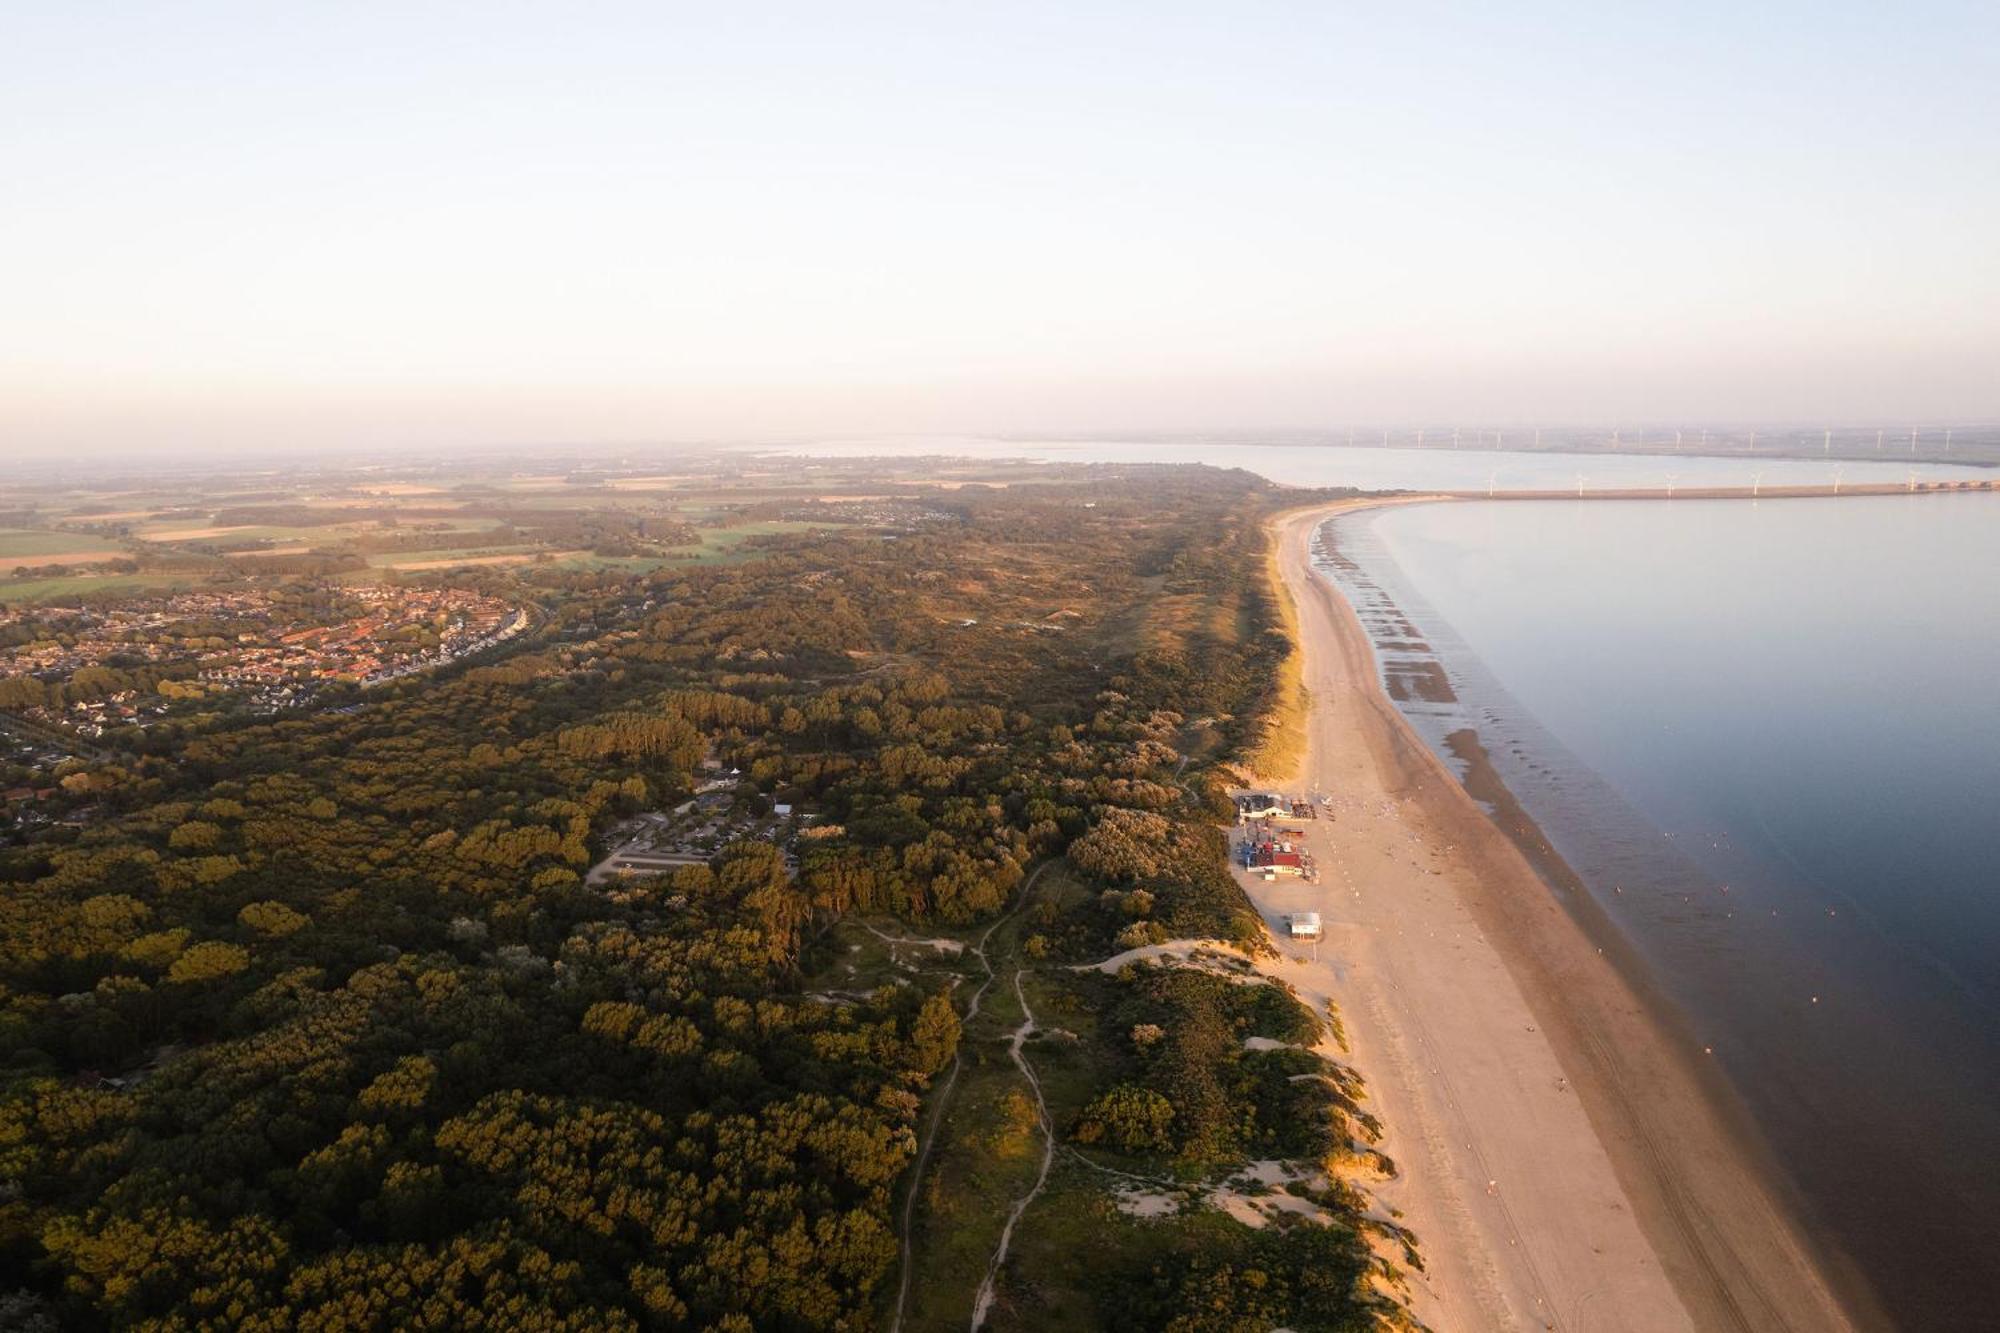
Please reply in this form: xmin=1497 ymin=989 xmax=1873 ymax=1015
xmin=3 ymin=1 xmax=1997 ymax=454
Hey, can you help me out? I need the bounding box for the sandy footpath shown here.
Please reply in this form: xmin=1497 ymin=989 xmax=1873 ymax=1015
xmin=1236 ymin=500 xmax=1868 ymax=1333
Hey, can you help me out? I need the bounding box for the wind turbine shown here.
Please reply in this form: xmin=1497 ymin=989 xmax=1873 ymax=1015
xmin=1574 ymin=471 xmax=1587 ymax=498
xmin=1453 ymin=426 xmax=1462 ymax=447
xmin=1748 ymin=429 xmax=1757 ymax=452
xmin=1907 ymin=470 xmax=1918 ymax=493
xmin=1676 ymin=429 xmax=1684 ymax=450
xmin=1487 ymin=470 xmax=1499 ymax=498
xmin=1494 ymin=429 xmax=1504 ymax=449
xmin=1946 ymin=427 xmax=1953 ymax=452
xmin=1416 ymin=428 xmax=1424 ymax=449
xmin=1910 ymin=428 xmax=1918 ymax=454
xmin=1665 ymin=471 xmax=1679 ymax=499
xmin=1534 ymin=427 xmax=1542 ymax=448
xmin=1876 ymin=429 xmax=1884 ymax=451
xmin=1611 ymin=427 xmax=1621 ymax=448
xmin=1823 ymin=428 xmax=1831 ymax=455
xmin=1701 ymin=427 xmax=1709 ymax=449
xmin=1833 ymin=464 xmax=1845 ymax=495
xmin=1751 ymin=468 xmax=1766 ymax=498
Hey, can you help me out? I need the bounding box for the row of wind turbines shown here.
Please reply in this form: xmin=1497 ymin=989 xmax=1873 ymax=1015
xmin=1478 ymin=461 xmax=1935 ymax=499
xmin=1349 ymin=425 xmax=1966 ymax=454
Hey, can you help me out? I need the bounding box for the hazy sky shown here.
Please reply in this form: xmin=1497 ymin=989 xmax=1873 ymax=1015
xmin=4 ymin=2 xmax=1996 ymax=452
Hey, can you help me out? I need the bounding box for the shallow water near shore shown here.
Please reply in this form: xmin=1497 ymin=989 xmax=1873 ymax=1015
xmin=1319 ymin=494 xmax=2000 ymax=1331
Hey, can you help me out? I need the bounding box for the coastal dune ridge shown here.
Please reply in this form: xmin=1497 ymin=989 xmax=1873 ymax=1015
xmin=1247 ymin=495 xmax=1884 ymax=1332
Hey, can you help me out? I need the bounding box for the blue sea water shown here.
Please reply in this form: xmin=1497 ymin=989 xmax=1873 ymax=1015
xmin=1320 ymin=494 xmax=2000 ymax=1331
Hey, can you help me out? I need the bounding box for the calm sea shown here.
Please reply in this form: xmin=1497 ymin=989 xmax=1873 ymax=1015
xmin=769 ymin=436 xmax=1998 ymax=491
xmin=1320 ymin=495 xmax=2000 ymax=1332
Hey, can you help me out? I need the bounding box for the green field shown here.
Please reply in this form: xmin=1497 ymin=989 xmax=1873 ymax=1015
xmin=682 ymin=519 xmax=853 ymax=562
xmin=0 ymin=571 xmax=199 ymax=604
xmin=0 ymin=528 xmax=127 ymax=559
xmin=366 ymin=544 xmax=549 ymax=568
xmin=544 ymin=553 xmax=689 ymax=574
xmin=131 ymin=515 xmax=506 ymax=545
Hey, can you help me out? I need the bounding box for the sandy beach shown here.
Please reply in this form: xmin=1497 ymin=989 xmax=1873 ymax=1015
xmin=1237 ymin=499 xmax=1875 ymax=1332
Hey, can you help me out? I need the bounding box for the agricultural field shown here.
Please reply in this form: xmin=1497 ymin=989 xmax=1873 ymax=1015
xmin=364 ymin=545 xmax=555 ymax=569
xmin=0 ymin=451 xmax=1028 ymax=605
xmin=0 ymin=570 xmax=201 ymax=603
xmin=0 ymin=528 xmax=130 ymax=560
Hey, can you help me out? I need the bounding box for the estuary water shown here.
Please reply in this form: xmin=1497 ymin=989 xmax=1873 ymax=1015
xmin=1320 ymin=494 xmax=2000 ymax=1332
xmin=770 ymin=436 xmax=1998 ymax=491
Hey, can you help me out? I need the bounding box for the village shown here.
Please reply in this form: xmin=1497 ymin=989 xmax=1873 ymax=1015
xmin=2 ymin=589 xmax=286 ymax=676
xmin=195 ymin=587 xmax=528 ymax=694
xmin=0 ymin=585 xmax=528 ymax=734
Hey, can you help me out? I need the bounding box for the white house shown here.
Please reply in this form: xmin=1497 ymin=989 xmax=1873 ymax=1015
xmin=1285 ymin=912 xmax=1322 ymax=940
xmin=1235 ymin=792 xmax=1289 ymax=821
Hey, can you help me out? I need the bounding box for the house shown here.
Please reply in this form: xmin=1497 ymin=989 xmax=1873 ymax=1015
xmin=1235 ymin=792 xmax=1289 ymax=821
xmin=1248 ymin=843 xmax=1305 ymax=874
xmin=1241 ymin=829 xmax=1315 ymax=881
xmin=1285 ymin=912 xmax=1322 ymax=940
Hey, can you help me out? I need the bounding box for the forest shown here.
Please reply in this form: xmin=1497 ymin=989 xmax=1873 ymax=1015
xmin=0 ymin=464 xmax=1396 ymax=1330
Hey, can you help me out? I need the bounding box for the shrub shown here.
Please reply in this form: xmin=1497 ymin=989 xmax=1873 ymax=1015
xmin=166 ymin=941 xmax=251 ymax=984
xmin=1073 ymin=1084 xmax=1176 ymax=1154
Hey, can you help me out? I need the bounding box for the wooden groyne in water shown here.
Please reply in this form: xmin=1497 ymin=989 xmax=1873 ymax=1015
xmin=1437 ymin=479 xmax=1999 ymax=502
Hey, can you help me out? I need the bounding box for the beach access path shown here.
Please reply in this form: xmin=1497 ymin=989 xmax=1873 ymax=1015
xmin=1242 ymin=499 xmax=1866 ymax=1333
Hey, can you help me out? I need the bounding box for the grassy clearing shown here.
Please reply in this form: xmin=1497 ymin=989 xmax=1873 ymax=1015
xmin=365 ymin=545 xmax=548 ymax=569
xmin=954 ymin=964 xmax=1271 ymax=1331
xmin=137 ymin=522 xmax=369 ymax=544
xmin=814 ymin=917 xmax=972 ymax=995
xmin=130 ymin=522 xmax=254 ymax=541
xmin=883 ymin=867 xmax=1050 ymax=1333
xmin=901 ymin=1042 xmax=1045 ymax=1332
xmin=0 ymin=571 xmax=200 ymax=603
xmin=981 ymin=1167 xmax=1256 ymax=1331
xmin=544 ymin=553 xmax=689 ymax=575
xmin=673 ymin=519 xmax=853 ymax=563
xmin=888 ymin=860 xmax=1246 ymax=1333
xmin=1015 ymin=970 xmax=1111 ymax=1135
xmin=1 ymin=550 xmax=129 ymax=568
xmin=0 ymin=528 xmax=126 ymax=559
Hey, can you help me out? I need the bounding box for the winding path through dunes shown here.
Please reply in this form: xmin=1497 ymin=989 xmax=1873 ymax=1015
xmin=1239 ymin=498 xmax=1875 ymax=1332
xmin=889 ymin=862 xmax=1048 ymax=1333
xmin=968 ymin=970 xmax=1054 ymax=1331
